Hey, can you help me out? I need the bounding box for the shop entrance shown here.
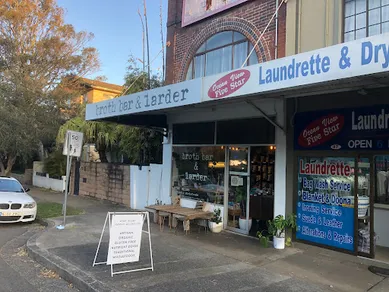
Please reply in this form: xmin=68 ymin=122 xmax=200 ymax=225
xmin=350 ymin=155 xmax=389 ymax=262
xmin=226 ymin=146 xmax=275 ymax=236
xmin=348 ymin=155 xmax=389 ymax=262
xmin=372 ymin=155 xmax=389 ymax=263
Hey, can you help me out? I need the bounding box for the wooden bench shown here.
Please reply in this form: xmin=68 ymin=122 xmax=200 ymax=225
xmin=158 ymin=211 xmax=171 ymax=231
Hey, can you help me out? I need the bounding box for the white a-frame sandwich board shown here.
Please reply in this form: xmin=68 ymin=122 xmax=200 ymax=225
xmin=92 ymin=212 xmax=154 ymax=277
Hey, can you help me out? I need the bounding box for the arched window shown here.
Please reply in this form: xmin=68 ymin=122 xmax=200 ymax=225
xmin=186 ymin=31 xmax=259 ymax=80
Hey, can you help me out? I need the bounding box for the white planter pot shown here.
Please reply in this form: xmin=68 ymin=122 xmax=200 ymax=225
xmin=238 ymin=218 xmax=252 ymax=231
xmin=208 ymin=221 xmax=223 ymax=233
xmin=273 ymin=236 xmax=285 ymax=249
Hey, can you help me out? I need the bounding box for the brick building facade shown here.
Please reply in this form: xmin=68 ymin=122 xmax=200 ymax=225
xmin=166 ymin=0 xmax=286 ymax=84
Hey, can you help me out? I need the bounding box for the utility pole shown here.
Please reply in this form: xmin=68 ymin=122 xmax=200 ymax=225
xmin=138 ymin=8 xmax=146 ymax=73
xmin=160 ymin=0 xmax=165 ymax=84
xmin=144 ymin=0 xmax=151 ymax=90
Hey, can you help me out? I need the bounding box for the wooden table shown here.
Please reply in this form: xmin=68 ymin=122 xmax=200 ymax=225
xmin=146 ymin=204 xmax=213 ymax=233
xmin=145 ymin=205 xmax=177 ymax=224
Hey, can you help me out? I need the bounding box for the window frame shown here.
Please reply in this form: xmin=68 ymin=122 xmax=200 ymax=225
xmin=343 ymin=0 xmax=389 ymax=42
xmin=187 ymin=31 xmax=258 ymax=80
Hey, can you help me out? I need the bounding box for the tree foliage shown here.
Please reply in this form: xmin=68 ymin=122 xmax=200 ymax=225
xmin=56 ymin=107 xmax=122 ymax=163
xmin=119 ymin=56 xmax=163 ymax=165
xmin=0 ymin=0 xmax=99 ymax=175
xmin=56 ymin=56 xmax=163 ymax=165
xmin=44 ymin=149 xmax=66 ymax=178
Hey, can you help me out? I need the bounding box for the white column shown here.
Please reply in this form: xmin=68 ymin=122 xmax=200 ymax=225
xmin=161 ymin=124 xmax=173 ymax=205
xmin=274 ymin=100 xmax=287 ymax=218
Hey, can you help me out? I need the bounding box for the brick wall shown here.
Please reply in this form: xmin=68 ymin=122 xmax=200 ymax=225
xmin=166 ymin=0 xmax=286 ymax=84
xmin=75 ymin=162 xmax=130 ymax=206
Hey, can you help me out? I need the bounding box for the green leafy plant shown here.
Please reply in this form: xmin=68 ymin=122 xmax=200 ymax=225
xmin=235 ymin=186 xmax=249 ymax=218
xmin=44 ymin=150 xmax=66 ymax=178
xmin=256 ymin=230 xmax=270 ymax=248
xmin=210 ymin=208 xmax=222 ymax=224
xmin=267 ymin=214 xmax=297 ymax=239
xmin=257 ymin=214 xmax=296 ymax=248
xmin=285 ymin=237 xmax=293 ymax=247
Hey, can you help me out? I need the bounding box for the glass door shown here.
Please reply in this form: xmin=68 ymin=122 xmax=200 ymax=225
xmin=226 ymin=147 xmax=250 ymax=234
xmin=372 ymin=155 xmax=389 ymax=262
xmin=356 ymin=157 xmax=373 ymax=258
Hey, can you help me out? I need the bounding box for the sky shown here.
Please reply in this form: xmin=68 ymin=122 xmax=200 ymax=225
xmin=57 ymin=0 xmax=168 ymax=86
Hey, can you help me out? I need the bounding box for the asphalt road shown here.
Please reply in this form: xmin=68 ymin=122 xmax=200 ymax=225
xmin=0 ymin=223 xmax=77 ymax=292
xmin=0 ymin=223 xmax=37 ymax=292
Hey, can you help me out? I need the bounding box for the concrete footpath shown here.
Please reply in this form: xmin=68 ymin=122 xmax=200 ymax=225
xmin=28 ymin=188 xmax=389 ymax=292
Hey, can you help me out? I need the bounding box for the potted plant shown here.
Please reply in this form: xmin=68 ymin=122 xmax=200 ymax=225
xmin=235 ymin=187 xmax=252 ymax=231
xmin=267 ymin=214 xmax=296 ymax=249
xmin=208 ymin=208 xmax=223 ymax=233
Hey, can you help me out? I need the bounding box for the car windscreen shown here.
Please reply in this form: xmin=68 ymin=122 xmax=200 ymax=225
xmin=0 ymin=179 xmax=24 ymax=192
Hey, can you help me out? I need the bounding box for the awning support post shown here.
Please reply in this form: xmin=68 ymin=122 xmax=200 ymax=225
xmin=245 ymin=100 xmax=285 ymax=134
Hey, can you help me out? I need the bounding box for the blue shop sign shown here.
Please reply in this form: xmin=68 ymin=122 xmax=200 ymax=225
xmin=296 ymin=157 xmax=355 ymax=251
xmin=294 ymin=105 xmax=389 ymax=151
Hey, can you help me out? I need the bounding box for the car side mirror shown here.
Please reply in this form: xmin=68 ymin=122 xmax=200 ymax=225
xmin=24 ymin=188 xmax=30 ymax=193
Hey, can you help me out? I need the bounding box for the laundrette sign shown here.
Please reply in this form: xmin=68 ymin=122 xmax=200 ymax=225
xmin=202 ymin=33 xmax=389 ymax=101
xmin=85 ymin=79 xmax=202 ymax=121
xmin=294 ymin=105 xmax=389 ymax=151
xmin=259 ymin=37 xmax=389 ymax=87
xmin=259 ymin=33 xmax=389 ymax=91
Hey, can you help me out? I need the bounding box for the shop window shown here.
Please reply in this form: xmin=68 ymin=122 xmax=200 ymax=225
xmin=186 ymin=31 xmax=258 ymax=80
xmin=216 ymin=118 xmax=275 ymax=145
xmin=172 ymin=118 xmax=275 ymax=145
xmin=296 ymin=157 xmax=356 ymax=252
xmin=374 ymin=155 xmax=389 ymax=204
xmin=344 ymin=0 xmax=389 ymax=42
xmin=171 ymin=146 xmax=225 ymax=204
xmin=173 ymin=122 xmax=216 ymax=145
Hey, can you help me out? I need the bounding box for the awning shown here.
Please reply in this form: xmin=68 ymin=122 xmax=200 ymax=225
xmin=86 ymin=33 xmax=389 ymax=128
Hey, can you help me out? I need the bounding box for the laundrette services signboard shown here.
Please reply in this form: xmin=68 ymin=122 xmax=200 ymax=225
xmin=202 ymin=33 xmax=389 ymax=102
xmin=294 ymin=105 xmax=389 ymax=151
xmin=86 ymin=78 xmax=202 ymax=121
xmin=296 ymin=157 xmax=355 ymax=251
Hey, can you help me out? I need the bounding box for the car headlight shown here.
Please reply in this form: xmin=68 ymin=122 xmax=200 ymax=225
xmin=24 ymin=202 xmax=36 ymax=209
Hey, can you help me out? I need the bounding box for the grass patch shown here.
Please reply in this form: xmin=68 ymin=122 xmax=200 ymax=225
xmin=37 ymin=202 xmax=84 ymax=219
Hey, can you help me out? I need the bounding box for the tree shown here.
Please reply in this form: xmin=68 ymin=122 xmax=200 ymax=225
xmin=56 ymin=56 xmax=163 ymax=165
xmin=56 ymin=108 xmax=122 ymax=163
xmin=120 ymin=56 xmax=163 ymax=165
xmin=0 ymin=0 xmax=99 ymax=175
xmin=119 ymin=126 xmax=162 ymax=165
xmin=94 ymin=75 xmax=108 ymax=82
xmin=122 ymin=55 xmax=162 ymax=95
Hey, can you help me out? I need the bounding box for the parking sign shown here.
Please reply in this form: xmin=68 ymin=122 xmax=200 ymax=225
xmin=63 ymin=130 xmax=84 ymax=157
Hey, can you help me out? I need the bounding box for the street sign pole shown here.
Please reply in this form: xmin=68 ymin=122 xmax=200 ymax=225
xmin=63 ymin=131 xmax=72 ymax=227
xmin=57 ymin=130 xmax=83 ymax=230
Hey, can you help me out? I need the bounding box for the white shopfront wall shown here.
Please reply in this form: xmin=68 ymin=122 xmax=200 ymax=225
xmin=86 ymin=34 xmax=389 ymax=240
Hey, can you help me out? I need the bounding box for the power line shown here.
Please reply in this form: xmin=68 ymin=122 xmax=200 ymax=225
xmin=240 ymin=0 xmax=287 ymax=68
